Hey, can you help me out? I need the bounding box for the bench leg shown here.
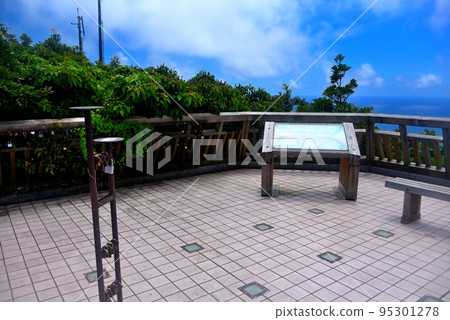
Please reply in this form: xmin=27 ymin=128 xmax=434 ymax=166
xmin=401 ymin=192 xmax=421 ymax=224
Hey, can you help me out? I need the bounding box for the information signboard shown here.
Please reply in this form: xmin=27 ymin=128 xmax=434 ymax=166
xmin=273 ymin=123 xmax=348 ymax=151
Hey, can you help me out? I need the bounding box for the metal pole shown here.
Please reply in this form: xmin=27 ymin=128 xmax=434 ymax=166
xmin=106 ymin=142 xmax=123 ymax=302
xmin=98 ymin=0 xmax=104 ymax=63
xmin=77 ymin=13 xmax=83 ymax=51
xmin=84 ymin=110 xmax=106 ymax=302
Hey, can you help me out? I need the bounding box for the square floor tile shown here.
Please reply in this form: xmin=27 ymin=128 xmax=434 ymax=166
xmin=182 ymin=243 xmax=203 ymax=253
xmin=318 ymin=252 xmax=342 ymax=263
xmin=238 ymin=282 xmax=269 ymax=299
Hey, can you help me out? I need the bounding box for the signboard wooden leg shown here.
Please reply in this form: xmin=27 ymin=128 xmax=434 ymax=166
xmin=261 ymin=152 xmax=274 ymax=196
xmin=337 ymin=154 xmax=360 ymax=200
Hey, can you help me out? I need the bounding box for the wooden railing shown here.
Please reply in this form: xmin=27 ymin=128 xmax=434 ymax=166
xmin=1 ymin=112 xmax=449 ymax=189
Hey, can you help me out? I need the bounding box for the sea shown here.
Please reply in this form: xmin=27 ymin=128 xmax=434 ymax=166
xmin=305 ymin=96 xmax=450 ymax=135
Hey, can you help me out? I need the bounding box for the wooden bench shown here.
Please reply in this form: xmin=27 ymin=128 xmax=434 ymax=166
xmin=385 ymin=177 xmax=450 ymax=224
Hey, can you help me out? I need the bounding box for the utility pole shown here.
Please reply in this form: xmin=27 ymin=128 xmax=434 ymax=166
xmin=98 ymin=0 xmax=104 ymax=63
xmin=71 ymin=8 xmax=85 ymax=52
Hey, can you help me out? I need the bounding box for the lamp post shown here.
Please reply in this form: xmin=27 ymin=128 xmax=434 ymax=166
xmin=98 ymin=0 xmax=104 ymax=63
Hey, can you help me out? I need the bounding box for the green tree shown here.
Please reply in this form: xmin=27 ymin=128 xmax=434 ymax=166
xmin=19 ymin=33 xmax=32 ymax=47
xmin=273 ymin=83 xmax=304 ymax=112
xmin=296 ymin=53 xmax=373 ymax=113
xmin=322 ymin=54 xmax=358 ymax=111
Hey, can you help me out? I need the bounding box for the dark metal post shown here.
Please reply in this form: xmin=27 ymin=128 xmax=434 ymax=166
xmin=98 ymin=0 xmax=104 ymax=63
xmin=106 ymin=142 xmax=123 ymax=302
xmin=71 ymin=8 xmax=85 ymax=52
xmin=82 ymin=109 xmax=106 ymax=302
xmin=71 ymin=107 xmax=123 ymax=302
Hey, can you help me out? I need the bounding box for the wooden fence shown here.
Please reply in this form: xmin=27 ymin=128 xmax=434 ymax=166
xmin=1 ymin=112 xmax=449 ymax=189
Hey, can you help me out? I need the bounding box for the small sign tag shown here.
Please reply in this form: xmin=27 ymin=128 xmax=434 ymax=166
xmin=105 ymin=165 xmax=114 ymax=174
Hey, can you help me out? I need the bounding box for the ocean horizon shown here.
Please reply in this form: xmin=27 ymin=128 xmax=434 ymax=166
xmin=302 ymin=95 xmax=450 ymax=134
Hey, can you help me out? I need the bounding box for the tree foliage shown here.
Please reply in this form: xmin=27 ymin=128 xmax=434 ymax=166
xmin=296 ymin=54 xmax=373 ymax=113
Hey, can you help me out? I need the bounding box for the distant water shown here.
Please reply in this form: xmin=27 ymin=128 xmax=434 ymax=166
xmin=349 ymin=96 xmax=450 ymax=118
xmin=303 ymin=96 xmax=450 ymax=134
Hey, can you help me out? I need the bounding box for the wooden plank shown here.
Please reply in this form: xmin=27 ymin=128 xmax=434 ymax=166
xmin=432 ymin=141 xmax=442 ymax=169
xmin=375 ymin=134 xmax=385 ymax=159
xmin=406 ymin=133 xmax=442 ymax=143
xmin=392 ymin=137 xmax=401 ymax=162
xmin=355 ymin=129 xmax=365 ymax=146
xmin=261 ymin=121 xmax=275 ymax=197
xmin=399 ymin=125 xmax=410 ymax=166
xmin=262 ymin=122 xmax=274 ymax=154
xmin=171 ymin=137 xmax=180 ymax=161
xmin=219 ymin=112 xmax=450 ymax=128
xmin=10 ymin=151 xmax=16 ymax=183
xmin=216 ymin=121 xmax=224 ymax=152
xmin=0 ymin=117 xmax=85 ymax=133
xmin=382 ymin=136 xmax=393 ymax=161
xmin=2 ymin=113 xmax=450 ymax=136
xmin=203 ymin=135 xmax=214 ymax=155
xmin=366 ymin=122 xmax=375 ymax=165
xmin=375 ymin=130 xmax=400 ymax=137
xmin=422 ymin=141 xmax=432 ymax=168
xmin=338 ymin=154 xmax=360 ymax=200
xmin=385 ymin=178 xmax=450 ymax=201
xmin=239 ymin=121 xmax=250 ymax=158
xmin=261 ymin=151 xmax=274 ymax=196
xmin=411 ymin=140 xmax=422 ymax=166
xmin=443 ymin=128 xmax=450 ymax=173
xmin=343 ymin=122 xmax=360 ymax=157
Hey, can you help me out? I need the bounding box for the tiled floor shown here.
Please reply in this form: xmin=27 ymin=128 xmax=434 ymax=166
xmin=0 ymin=169 xmax=449 ymax=302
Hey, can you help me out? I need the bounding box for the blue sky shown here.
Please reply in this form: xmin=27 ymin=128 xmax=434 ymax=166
xmin=2 ymin=0 xmax=450 ymax=100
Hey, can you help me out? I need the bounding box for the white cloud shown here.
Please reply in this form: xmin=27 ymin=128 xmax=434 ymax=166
xmin=321 ymin=59 xmax=334 ymax=85
xmin=113 ymin=52 xmax=130 ymax=66
xmin=430 ymin=0 xmax=450 ymax=31
xmin=415 ymin=74 xmax=442 ymax=88
xmin=354 ymin=63 xmax=384 ymax=87
xmin=100 ymin=0 xmax=311 ymax=78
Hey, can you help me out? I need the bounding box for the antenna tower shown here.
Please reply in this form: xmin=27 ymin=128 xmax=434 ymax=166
xmin=71 ymin=8 xmax=85 ymax=52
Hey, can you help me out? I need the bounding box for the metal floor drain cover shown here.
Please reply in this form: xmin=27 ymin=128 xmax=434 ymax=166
xmin=373 ymin=230 xmax=394 ymax=238
xmin=239 ymin=282 xmax=268 ymax=299
xmin=318 ymin=252 xmax=342 ymax=263
xmin=182 ymin=243 xmax=203 ymax=253
xmin=418 ymin=295 xmax=442 ymax=302
xmin=254 ymin=223 xmax=273 ymax=231
xmin=84 ymin=269 xmax=111 ymax=283
xmin=308 ymin=208 xmax=324 ymax=214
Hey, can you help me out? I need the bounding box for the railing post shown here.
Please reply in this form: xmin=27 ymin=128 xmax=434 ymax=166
xmin=443 ymin=128 xmax=450 ymax=173
xmin=366 ymin=121 xmax=374 ymax=165
xmin=399 ymin=124 xmax=410 ymax=167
